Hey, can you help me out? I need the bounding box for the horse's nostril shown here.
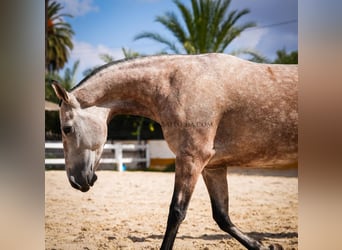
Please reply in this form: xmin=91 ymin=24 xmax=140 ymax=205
xmin=69 ymin=175 xmax=82 ymax=190
xmin=69 ymin=175 xmax=91 ymax=192
xmin=87 ymin=172 xmax=97 ymax=186
xmin=90 ymin=173 xmax=97 ymax=186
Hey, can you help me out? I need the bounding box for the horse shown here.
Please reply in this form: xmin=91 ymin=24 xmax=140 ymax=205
xmin=52 ymin=53 xmax=297 ymax=250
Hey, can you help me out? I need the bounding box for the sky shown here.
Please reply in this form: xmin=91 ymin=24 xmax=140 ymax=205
xmin=56 ymin=0 xmax=298 ymax=84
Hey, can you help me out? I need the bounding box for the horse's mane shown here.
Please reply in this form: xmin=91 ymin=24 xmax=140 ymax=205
xmin=71 ymin=57 xmax=136 ymax=91
xmin=71 ymin=54 xmax=178 ymax=92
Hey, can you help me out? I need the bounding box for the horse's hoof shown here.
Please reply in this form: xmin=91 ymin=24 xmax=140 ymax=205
xmin=268 ymin=243 xmax=283 ymax=250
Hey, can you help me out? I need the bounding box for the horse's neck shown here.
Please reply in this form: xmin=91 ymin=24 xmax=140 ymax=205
xmin=72 ymin=58 xmax=169 ymax=123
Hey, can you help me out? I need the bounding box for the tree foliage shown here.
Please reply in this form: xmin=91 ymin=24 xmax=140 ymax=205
xmin=134 ymin=0 xmax=256 ymax=54
xmin=273 ymin=48 xmax=298 ymax=64
xmin=46 ymin=0 xmax=74 ymax=72
xmin=45 ymin=60 xmax=79 ymax=103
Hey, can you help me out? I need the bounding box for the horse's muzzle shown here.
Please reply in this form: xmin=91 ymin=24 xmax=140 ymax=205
xmin=68 ymin=172 xmax=97 ymax=192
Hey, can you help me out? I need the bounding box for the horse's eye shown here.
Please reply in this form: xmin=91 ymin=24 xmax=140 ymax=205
xmin=62 ymin=126 xmax=73 ymax=135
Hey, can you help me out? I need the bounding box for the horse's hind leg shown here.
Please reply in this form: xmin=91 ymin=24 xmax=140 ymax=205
xmin=202 ymin=166 xmax=283 ymax=250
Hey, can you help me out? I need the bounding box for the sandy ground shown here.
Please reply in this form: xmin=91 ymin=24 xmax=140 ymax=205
xmin=45 ymin=168 xmax=298 ymax=250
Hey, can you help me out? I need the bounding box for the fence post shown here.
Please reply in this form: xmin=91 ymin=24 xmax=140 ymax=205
xmin=145 ymin=143 xmax=150 ymax=168
xmin=115 ymin=143 xmax=124 ymax=171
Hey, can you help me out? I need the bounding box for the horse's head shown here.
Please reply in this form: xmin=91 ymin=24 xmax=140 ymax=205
xmin=52 ymin=83 xmax=107 ymax=192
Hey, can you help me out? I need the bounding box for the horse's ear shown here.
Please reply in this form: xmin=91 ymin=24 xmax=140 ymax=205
xmin=52 ymin=82 xmax=77 ymax=106
xmin=51 ymin=82 xmax=72 ymax=104
xmin=52 ymin=82 xmax=80 ymax=108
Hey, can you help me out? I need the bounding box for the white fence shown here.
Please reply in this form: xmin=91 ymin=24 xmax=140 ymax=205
xmin=45 ymin=142 xmax=150 ymax=171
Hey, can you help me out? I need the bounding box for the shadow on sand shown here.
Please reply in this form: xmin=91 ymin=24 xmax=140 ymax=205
xmin=127 ymin=231 xmax=298 ymax=243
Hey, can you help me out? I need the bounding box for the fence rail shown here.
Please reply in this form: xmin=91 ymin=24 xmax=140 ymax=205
xmin=45 ymin=142 xmax=150 ymax=171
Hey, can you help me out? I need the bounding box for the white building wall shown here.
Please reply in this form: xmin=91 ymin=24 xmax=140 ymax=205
xmin=148 ymin=140 xmax=175 ymax=159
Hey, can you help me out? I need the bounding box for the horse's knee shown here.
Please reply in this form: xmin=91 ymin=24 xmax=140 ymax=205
xmin=170 ymin=204 xmax=187 ymax=223
xmin=175 ymin=208 xmax=186 ymax=223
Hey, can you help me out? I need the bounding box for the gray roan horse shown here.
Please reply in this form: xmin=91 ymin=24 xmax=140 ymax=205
xmin=52 ymin=53 xmax=297 ymax=250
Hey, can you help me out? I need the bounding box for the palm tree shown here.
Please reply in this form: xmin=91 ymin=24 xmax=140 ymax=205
xmin=46 ymin=0 xmax=74 ymax=72
xmin=82 ymin=53 xmax=116 ymax=77
xmin=45 ymin=60 xmax=80 ymax=103
xmin=134 ymin=0 xmax=256 ymax=54
xmin=273 ymin=48 xmax=298 ymax=64
xmin=82 ymin=48 xmax=142 ymax=77
xmin=61 ymin=60 xmax=80 ymax=90
xmin=122 ymin=47 xmax=141 ymax=59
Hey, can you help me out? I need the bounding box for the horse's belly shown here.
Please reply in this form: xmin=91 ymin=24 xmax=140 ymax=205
xmin=208 ymin=152 xmax=298 ymax=168
xmin=210 ymin=111 xmax=298 ymax=168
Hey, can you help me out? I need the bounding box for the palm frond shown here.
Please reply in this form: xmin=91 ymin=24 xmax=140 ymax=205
xmin=231 ymin=49 xmax=270 ymax=63
xmin=133 ymin=0 xmax=261 ymax=57
xmin=156 ymin=12 xmax=187 ymax=45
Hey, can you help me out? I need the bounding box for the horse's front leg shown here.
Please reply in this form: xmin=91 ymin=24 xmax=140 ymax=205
xmin=160 ymin=146 xmax=215 ymax=250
